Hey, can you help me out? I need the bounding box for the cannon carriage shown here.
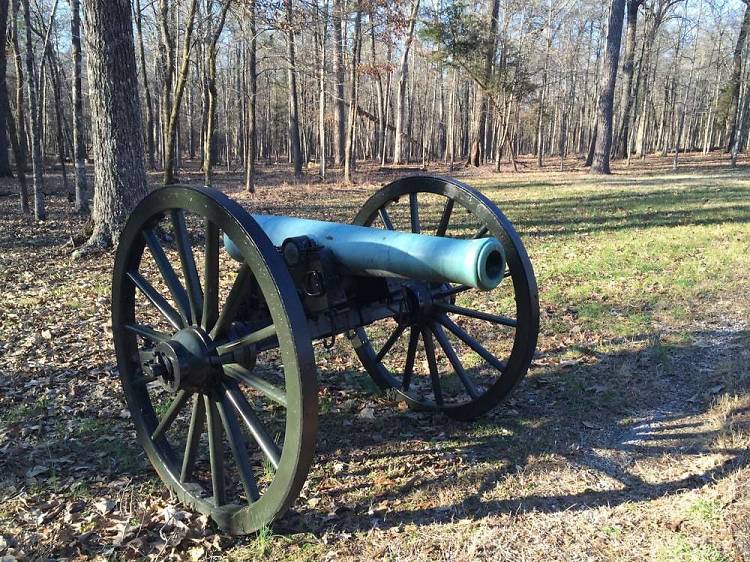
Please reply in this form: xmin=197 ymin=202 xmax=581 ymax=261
xmin=111 ymin=175 xmax=539 ymax=534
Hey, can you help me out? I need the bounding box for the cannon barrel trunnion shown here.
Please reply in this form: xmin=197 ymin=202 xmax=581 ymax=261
xmin=111 ymin=175 xmax=539 ymax=534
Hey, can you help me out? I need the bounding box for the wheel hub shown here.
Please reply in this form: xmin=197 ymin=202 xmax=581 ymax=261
xmin=147 ymin=327 xmax=221 ymax=392
xmin=401 ymin=282 xmax=452 ymax=322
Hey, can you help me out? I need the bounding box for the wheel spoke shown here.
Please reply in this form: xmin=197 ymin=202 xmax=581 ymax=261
xmin=223 ymin=364 xmax=287 ymax=408
xmin=473 ymin=225 xmax=489 ymax=239
xmin=217 ymin=386 xmax=261 ymax=503
xmin=216 ymin=324 xmax=276 ymax=357
xmin=434 ymin=284 xmax=472 ymax=299
xmin=402 ymin=327 xmax=419 ymax=391
xmin=205 ymin=394 xmax=226 ymax=507
xmin=421 ymin=327 xmax=443 ymax=406
xmin=225 ymin=381 xmax=282 ymax=469
xmin=379 ymin=207 xmax=394 ymax=230
xmin=202 ymin=220 xmax=220 ymax=332
xmin=151 ymin=390 xmax=191 ymax=442
xmin=127 ymin=270 xmax=184 ymax=330
xmin=434 ymin=302 xmax=518 ymax=327
xmin=409 ymin=192 xmax=420 ymax=234
xmin=125 ymin=323 xmax=171 ymax=343
xmin=143 ymin=229 xmax=191 ymax=323
xmin=210 ymin=265 xmax=254 ymax=340
xmin=180 ymin=394 xmax=205 ymax=482
xmin=437 ymin=315 xmax=507 ymax=374
xmin=376 ymin=323 xmax=406 ymax=362
xmin=436 ymin=199 xmax=454 ymax=237
xmin=171 ymin=210 xmax=204 ymax=326
xmin=431 ymin=323 xmax=480 ymax=399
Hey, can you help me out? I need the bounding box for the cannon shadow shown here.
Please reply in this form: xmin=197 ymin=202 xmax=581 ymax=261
xmin=276 ymin=328 xmax=750 ymax=535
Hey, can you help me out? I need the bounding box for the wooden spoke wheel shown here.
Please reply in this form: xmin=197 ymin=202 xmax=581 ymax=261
xmin=349 ymin=176 xmax=539 ymax=420
xmin=112 ymin=186 xmax=317 ymax=534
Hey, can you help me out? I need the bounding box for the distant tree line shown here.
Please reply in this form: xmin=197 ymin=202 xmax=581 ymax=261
xmin=3 ymin=0 xmax=750 ymax=248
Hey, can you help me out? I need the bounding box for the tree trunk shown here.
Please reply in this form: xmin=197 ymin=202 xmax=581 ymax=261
xmin=203 ymin=0 xmax=232 ymax=186
xmin=286 ymin=0 xmax=303 ymax=178
xmin=245 ymin=0 xmax=257 ymax=192
xmin=78 ymin=0 xmax=149 ymax=253
xmin=725 ymin=0 xmax=750 ymax=152
xmin=70 ymin=0 xmax=89 ymax=213
xmin=21 ymin=0 xmax=45 ymax=220
xmin=134 ymin=0 xmax=156 ymax=171
xmin=332 ymin=0 xmax=346 ymax=166
xmin=8 ymin=0 xmax=28 ymax=212
xmin=592 ymin=0 xmax=626 ymax=174
xmin=468 ymin=0 xmax=500 ymax=167
xmin=0 ymin=0 xmax=11 ymax=178
xmin=315 ymin=0 xmax=328 ymax=179
xmin=343 ymin=3 xmax=361 ymax=183
xmin=162 ymin=0 xmax=198 ymax=185
xmin=393 ymin=0 xmax=419 ymax=165
xmin=616 ymin=0 xmax=643 ymax=158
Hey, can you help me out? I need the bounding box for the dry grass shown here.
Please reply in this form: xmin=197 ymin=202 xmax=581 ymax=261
xmin=0 ymin=152 xmax=748 ymax=561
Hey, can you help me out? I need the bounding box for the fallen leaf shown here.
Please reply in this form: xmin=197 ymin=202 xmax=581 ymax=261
xmin=25 ymin=465 xmax=48 ymax=478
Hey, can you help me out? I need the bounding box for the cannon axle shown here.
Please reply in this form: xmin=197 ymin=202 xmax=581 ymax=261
xmin=112 ymin=176 xmax=539 ymax=535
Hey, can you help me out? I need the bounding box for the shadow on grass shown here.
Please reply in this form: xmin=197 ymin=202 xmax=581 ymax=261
xmin=280 ymin=328 xmax=750 ymax=534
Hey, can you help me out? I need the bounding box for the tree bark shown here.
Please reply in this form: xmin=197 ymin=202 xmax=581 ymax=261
xmin=315 ymin=0 xmax=328 ymax=179
xmin=592 ymin=0 xmax=626 ymax=174
xmin=467 ymin=0 xmax=500 ymax=167
xmin=161 ymin=0 xmax=198 ymax=185
xmin=616 ymin=0 xmax=643 ymax=158
xmin=332 ymin=0 xmax=346 ymax=165
xmin=725 ymin=0 xmax=750 ymax=152
xmin=203 ymin=0 xmax=232 ymax=186
xmin=343 ymin=3 xmax=361 ymax=183
xmin=134 ymin=0 xmax=156 ymax=171
xmin=0 ymin=0 xmax=11 ymax=177
xmin=70 ymin=0 xmax=89 ymax=213
xmin=20 ymin=0 xmax=45 ymax=220
xmin=8 ymin=0 xmax=28 ymax=212
xmin=393 ymin=0 xmax=419 ymax=165
xmin=78 ymin=0 xmax=149 ymax=253
xmin=286 ymin=0 xmax=303 ymax=178
xmin=245 ymin=0 xmax=257 ymax=192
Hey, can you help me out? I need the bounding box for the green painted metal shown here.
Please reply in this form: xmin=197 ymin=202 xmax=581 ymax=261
xmin=111 ymin=185 xmax=318 ymax=535
xmin=224 ymin=214 xmax=507 ymax=291
xmin=110 ymin=177 xmax=540 ymax=535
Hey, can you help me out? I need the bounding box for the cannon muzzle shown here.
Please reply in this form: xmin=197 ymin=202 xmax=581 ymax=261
xmin=224 ymin=214 xmax=506 ymax=291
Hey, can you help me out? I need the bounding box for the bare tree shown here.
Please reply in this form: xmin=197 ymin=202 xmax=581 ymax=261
xmin=286 ymin=0 xmax=303 ymax=178
xmin=592 ymin=0 xmax=627 ymax=174
xmin=616 ymin=0 xmax=645 ymax=158
xmin=0 ymin=0 xmax=11 ymax=178
xmin=8 ymin=0 xmax=28 ymax=213
xmin=724 ymin=0 xmax=750 ymax=152
xmin=332 ymin=0 xmax=345 ymax=166
xmin=244 ymin=0 xmax=257 ymax=192
xmin=343 ymin=2 xmax=361 ymax=182
xmin=160 ymin=0 xmax=199 ymax=185
xmin=20 ymin=0 xmax=46 ymax=220
xmin=393 ymin=0 xmax=419 ymax=165
xmin=134 ymin=0 xmax=156 ymax=171
xmin=202 ymin=0 xmax=232 ymax=186
xmin=70 ymin=0 xmax=89 ymax=213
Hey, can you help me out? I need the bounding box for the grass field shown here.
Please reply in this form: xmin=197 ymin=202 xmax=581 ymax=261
xmin=0 ymin=154 xmax=748 ymax=561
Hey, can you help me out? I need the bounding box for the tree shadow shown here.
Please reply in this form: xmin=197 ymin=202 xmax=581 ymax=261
xmin=277 ymin=328 xmax=749 ymax=534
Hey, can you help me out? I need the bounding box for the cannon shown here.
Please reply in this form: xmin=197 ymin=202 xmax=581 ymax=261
xmin=111 ymin=176 xmax=539 ymax=534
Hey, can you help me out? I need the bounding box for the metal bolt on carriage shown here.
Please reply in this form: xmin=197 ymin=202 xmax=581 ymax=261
xmin=111 ymin=175 xmax=539 ymax=534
